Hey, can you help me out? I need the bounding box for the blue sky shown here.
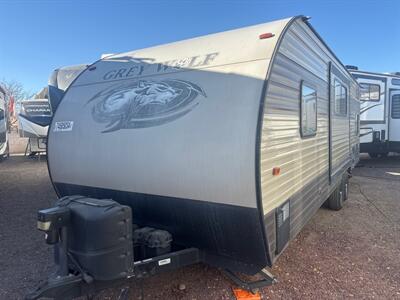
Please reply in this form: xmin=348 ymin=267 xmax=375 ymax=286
xmin=1 ymin=0 xmax=399 ymax=93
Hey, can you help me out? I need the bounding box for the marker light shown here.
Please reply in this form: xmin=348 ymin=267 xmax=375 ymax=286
xmin=259 ymin=33 xmax=275 ymax=39
xmin=272 ymin=167 xmax=281 ymax=176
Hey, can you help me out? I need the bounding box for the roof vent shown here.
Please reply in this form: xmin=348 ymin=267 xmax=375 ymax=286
xmin=345 ymin=65 xmax=358 ymax=70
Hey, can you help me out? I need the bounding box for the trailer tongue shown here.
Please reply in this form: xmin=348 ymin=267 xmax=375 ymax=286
xmin=26 ymin=196 xmax=202 ymax=300
xmin=27 ymin=196 xmax=274 ymax=299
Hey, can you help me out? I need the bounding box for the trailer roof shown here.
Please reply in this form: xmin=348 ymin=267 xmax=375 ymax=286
xmin=349 ymin=69 xmax=400 ymax=79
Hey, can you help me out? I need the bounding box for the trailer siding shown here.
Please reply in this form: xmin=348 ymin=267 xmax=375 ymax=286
xmin=259 ymin=19 xmax=357 ymax=261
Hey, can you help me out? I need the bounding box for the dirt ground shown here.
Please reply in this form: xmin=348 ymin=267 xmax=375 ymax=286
xmin=0 ymin=153 xmax=400 ymax=300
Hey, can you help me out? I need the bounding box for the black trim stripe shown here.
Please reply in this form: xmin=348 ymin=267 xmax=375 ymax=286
xmin=55 ymin=182 xmax=268 ymax=274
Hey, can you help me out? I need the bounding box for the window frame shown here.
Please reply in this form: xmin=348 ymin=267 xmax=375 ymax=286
xmin=300 ymin=81 xmax=318 ymax=138
xmin=334 ymin=79 xmax=348 ymax=117
xmin=359 ymin=83 xmax=380 ymax=102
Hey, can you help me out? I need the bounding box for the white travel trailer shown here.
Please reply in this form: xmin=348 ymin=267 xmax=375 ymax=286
xmin=28 ymin=16 xmax=359 ymax=299
xmin=18 ymin=99 xmax=52 ymax=155
xmin=348 ymin=67 xmax=400 ymax=157
xmin=48 ymin=64 xmax=88 ymax=113
xmin=0 ymin=86 xmax=9 ymax=159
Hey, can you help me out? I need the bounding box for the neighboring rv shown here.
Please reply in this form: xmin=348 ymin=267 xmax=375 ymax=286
xmin=28 ymin=16 xmax=359 ymax=299
xmin=348 ymin=67 xmax=400 ymax=157
xmin=48 ymin=64 xmax=88 ymax=113
xmin=18 ymin=99 xmax=52 ymax=155
xmin=0 ymin=86 xmax=9 ymax=159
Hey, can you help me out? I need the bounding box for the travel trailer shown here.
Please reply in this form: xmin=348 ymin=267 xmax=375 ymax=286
xmin=18 ymin=99 xmax=52 ymax=155
xmin=16 ymin=65 xmax=87 ymax=157
xmin=27 ymin=15 xmax=359 ymax=299
xmin=347 ymin=67 xmax=400 ymax=157
xmin=48 ymin=64 xmax=88 ymax=113
xmin=0 ymin=86 xmax=9 ymax=159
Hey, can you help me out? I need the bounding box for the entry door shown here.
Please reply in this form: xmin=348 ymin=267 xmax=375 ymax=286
xmin=389 ymin=90 xmax=400 ymax=142
xmin=329 ymin=64 xmax=350 ymax=182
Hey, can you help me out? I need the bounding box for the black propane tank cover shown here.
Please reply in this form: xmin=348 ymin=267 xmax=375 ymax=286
xmin=55 ymin=196 xmax=133 ymax=281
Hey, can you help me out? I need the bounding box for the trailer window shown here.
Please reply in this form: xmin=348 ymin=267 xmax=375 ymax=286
xmin=300 ymin=83 xmax=317 ymax=137
xmin=392 ymin=79 xmax=400 ymax=86
xmin=360 ymin=83 xmax=380 ymax=101
xmin=334 ymin=80 xmax=347 ymax=116
xmin=391 ymin=94 xmax=400 ymax=119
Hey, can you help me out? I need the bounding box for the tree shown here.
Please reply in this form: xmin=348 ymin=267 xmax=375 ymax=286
xmin=0 ymin=79 xmax=36 ymax=102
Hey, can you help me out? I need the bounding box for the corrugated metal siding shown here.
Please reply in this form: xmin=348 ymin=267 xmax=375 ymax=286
xmin=260 ymin=19 xmax=358 ymax=262
xmin=260 ymin=22 xmax=330 ymax=216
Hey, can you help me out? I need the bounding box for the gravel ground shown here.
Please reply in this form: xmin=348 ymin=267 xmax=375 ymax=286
xmin=0 ymin=154 xmax=399 ymax=300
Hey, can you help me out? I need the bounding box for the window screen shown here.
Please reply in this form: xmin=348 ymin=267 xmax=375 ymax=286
xmin=360 ymin=83 xmax=380 ymax=101
xmin=334 ymin=80 xmax=347 ymax=116
xmin=300 ymin=83 xmax=317 ymax=137
xmin=391 ymin=94 xmax=400 ymax=119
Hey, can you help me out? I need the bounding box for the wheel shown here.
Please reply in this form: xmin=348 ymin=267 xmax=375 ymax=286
xmin=327 ymin=183 xmax=344 ymax=211
xmin=369 ymin=153 xmax=378 ymax=158
xmin=379 ymin=152 xmax=389 ymax=158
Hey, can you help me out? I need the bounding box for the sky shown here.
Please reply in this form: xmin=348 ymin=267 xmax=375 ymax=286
xmin=0 ymin=0 xmax=399 ymax=94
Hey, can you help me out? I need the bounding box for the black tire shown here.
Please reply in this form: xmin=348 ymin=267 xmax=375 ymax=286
xmin=369 ymin=153 xmax=378 ymax=158
xmin=327 ymin=184 xmax=344 ymax=211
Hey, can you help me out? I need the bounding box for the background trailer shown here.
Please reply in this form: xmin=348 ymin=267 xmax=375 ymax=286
xmin=29 ymin=15 xmax=360 ymax=299
xmin=348 ymin=67 xmax=400 ymax=157
xmin=0 ymin=86 xmax=9 ymax=158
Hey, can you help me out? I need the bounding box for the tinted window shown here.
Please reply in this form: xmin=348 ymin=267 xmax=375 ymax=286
xmin=301 ymin=83 xmax=317 ymax=137
xmin=334 ymin=80 xmax=347 ymax=116
xmin=391 ymin=94 xmax=400 ymax=119
xmin=360 ymin=83 xmax=380 ymax=101
xmin=392 ymin=78 xmax=400 ymax=86
xmin=0 ymin=108 xmax=4 ymax=121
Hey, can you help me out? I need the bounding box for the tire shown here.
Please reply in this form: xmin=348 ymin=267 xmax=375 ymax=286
xmin=379 ymin=152 xmax=389 ymax=158
xmin=369 ymin=153 xmax=378 ymax=158
xmin=327 ymin=183 xmax=344 ymax=211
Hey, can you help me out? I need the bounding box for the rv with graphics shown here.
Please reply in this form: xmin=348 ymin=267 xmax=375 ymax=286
xmin=0 ymin=86 xmax=9 ymax=159
xmin=27 ymin=16 xmax=360 ymax=299
xmin=16 ymin=65 xmax=87 ymax=156
xmin=347 ymin=67 xmax=400 ymax=157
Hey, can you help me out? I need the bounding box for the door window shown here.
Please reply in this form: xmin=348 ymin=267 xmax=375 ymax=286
xmin=334 ymin=80 xmax=347 ymax=116
xmin=300 ymin=83 xmax=317 ymax=137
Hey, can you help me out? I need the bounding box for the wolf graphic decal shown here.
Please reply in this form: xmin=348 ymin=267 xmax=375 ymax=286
xmin=88 ymin=79 xmax=206 ymax=132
